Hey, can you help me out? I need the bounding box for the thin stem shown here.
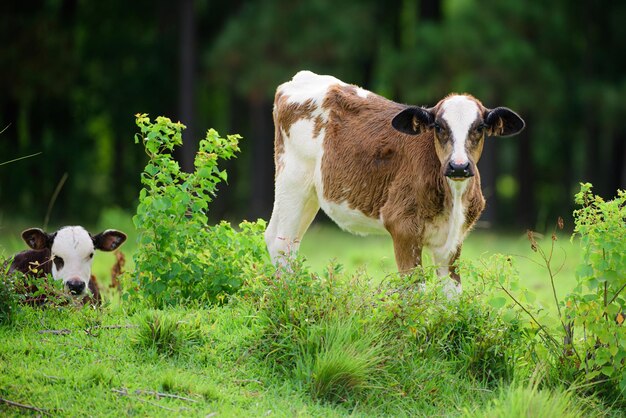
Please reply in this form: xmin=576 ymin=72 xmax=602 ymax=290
xmin=0 ymin=397 xmax=50 ymax=416
xmin=608 ymin=282 xmax=626 ymax=305
xmin=499 ymin=284 xmax=560 ymax=349
xmin=43 ymin=172 xmax=68 ymax=231
xmin=0 ymin=152 xmax=42 ymax=167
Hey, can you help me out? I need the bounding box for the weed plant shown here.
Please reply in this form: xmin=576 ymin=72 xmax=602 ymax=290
xmin=129 ymin=114 xmax=270 ymax=307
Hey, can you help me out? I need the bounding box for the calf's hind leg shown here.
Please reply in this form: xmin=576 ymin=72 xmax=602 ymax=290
xmin=265 ymin=165 xmax=320 ymax=265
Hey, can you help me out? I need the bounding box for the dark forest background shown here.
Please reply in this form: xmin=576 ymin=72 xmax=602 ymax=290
xmin=1 ymin=0 xmax=625 ymax=231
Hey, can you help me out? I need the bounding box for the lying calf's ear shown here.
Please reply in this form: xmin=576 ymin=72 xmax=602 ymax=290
xmin=92 ymin=230 xmax=127 ymax=252
xmin=22 ymin=228 xmax=54 ymax=250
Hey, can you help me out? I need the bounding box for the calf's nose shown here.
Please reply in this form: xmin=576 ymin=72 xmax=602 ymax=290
xmin=66 ymin=279 xmax=86 ymax=295
xmin=446 ymin=161 xmax=473 ymax=179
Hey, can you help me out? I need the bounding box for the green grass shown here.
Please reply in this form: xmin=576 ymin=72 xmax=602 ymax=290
xmin=0 ymin=216 xmax=620 ymax=417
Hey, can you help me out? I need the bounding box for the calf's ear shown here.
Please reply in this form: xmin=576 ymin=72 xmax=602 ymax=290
xmin=22 ymin=228 xmax=54 ymax=250
xmin=392 ymin=107 xmax=434 ymax=135
xmin=484 ymin=107 xmax=525 ymax=137
xmin=93 ymin=230 xmax=127 ymax=252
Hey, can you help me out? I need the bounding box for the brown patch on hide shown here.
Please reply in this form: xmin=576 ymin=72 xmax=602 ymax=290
xmin=320 ymin=84 xmax=449 ymax=221
xmin=274 ymin=93 xmax=319 ymax=137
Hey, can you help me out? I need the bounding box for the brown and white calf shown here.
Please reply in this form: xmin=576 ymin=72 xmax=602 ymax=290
xmin=265 ymin=71 xmax=524 ymax=294
xmin=9 ymin=226 xmax=127 ymax=304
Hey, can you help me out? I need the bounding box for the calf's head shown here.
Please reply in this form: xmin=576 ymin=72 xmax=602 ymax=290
xmin=392 ymin=94 xmax=525 ymax=180
xmin=21 ymin=226 xmax=127 ymax=296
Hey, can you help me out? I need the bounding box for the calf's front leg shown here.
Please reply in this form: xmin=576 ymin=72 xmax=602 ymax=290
xmin=432 ymin=245 xmax=463 ymax=297
xmin=389 ymin=228 xmax=423 ymax=273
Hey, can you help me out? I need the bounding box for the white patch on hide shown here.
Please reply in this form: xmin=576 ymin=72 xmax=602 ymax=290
xmin=318 ymin=199 xmax=387 ymax=236
xmin=355 ymin=87 xmax=369 ymax=98
xmin=428 ymin=179 xmax=469 ymax=271
xmin=280 ymin=70 xmax=345 ymax=107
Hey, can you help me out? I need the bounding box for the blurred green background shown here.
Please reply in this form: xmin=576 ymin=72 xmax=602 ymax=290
xmin=1 ymin=0 xmax=625 ymax=232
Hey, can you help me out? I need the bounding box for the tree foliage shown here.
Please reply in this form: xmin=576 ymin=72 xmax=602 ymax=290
xmin=1 ymin=0 xmax=625 ymax=227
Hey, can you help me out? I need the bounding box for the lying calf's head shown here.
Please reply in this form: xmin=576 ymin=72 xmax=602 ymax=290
xmin=21 ymin=226 xmax=127 ymax=296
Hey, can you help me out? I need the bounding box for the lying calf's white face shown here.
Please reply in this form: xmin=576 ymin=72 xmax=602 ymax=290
xmin=22 ymin=226 xmax=127 ymax=296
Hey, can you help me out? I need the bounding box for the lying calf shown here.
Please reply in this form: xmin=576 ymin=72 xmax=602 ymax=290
xmin=9 ymin=226 xmax=127 ymax=305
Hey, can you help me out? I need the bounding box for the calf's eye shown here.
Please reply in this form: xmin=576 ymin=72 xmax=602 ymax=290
xmin=53 ymin=256 xmax=64 ymax=270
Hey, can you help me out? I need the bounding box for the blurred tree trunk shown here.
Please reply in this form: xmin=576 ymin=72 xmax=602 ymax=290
xmin=178 ymin=0 xmax=196 ymax=172
xmin=248 ymin=95 xmax=274 ymax=220
xmin=515 ymin=116 xmax=535 ymax=228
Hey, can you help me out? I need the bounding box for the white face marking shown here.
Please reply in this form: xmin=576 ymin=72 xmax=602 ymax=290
xmin=441 ymin=96 xmax=480 ymax=166
xmin=50 ymin=226 xmax=95 ymax=289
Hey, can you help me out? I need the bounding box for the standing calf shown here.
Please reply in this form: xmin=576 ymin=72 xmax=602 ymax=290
xmin=9 ymin=226 xmax=127 ymax=304
xmin=265 ymin=71 xmax=524 ymax=294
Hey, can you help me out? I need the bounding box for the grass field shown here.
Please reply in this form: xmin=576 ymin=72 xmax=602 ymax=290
xmin=0 ymin=216 xmax=620 ymax=417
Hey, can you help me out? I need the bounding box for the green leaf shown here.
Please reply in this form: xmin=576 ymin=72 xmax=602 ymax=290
xmin=489 ymin=297 xmax=507 ymax=309
xmin=601 ymin=366 xmax=614 ymax=377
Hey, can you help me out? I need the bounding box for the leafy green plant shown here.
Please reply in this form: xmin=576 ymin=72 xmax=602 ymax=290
xmin=487 ymin=184 xmax=626 ymax=403
xmin=128 ymin=114 xmax=270 ymax=307
xmin=564 ymin=184 xmax=626 ymax=396
xmin=377 ymin=269 xmax=528 ymax=385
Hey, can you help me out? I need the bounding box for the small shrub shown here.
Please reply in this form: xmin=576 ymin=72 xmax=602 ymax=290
xmin=374 ymin=269 xmax=528 ymax=385
xmin=565 ymin=184 xmax=626 ymax=399
xmin=128 ymin=114 xmax=271 ymax=307
xmin=248 ymin=259 xmax=371 ymax=371
xmin=244 ymin=258 xmax=391 ymax=404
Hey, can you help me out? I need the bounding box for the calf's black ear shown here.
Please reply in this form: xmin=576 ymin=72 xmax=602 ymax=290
xmin=392 ymin=107 xmax=434 ymax=135
xmin=22 ymin=228 xmax=54 ymax=250
xmin=93 ymin=230 xmax=127 ymax=252
xmin=484 ymin=107 xmax=525 ymax=137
